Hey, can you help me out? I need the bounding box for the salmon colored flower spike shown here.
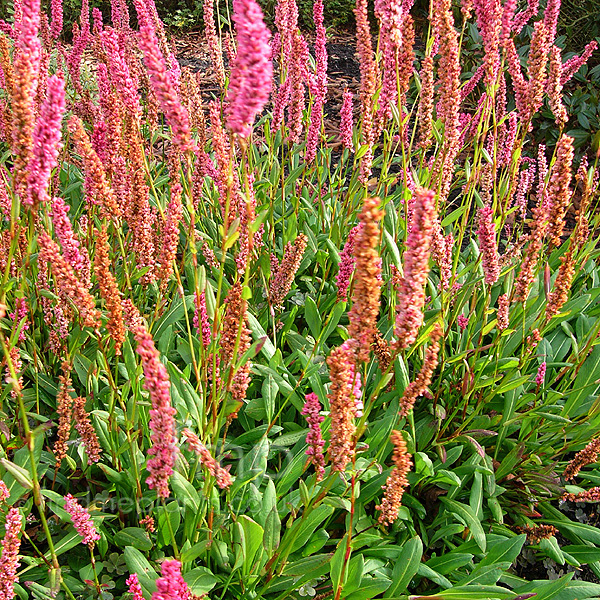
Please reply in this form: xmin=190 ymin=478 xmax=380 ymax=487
xmin=302 ymin=393 xmax=326 ymax=481
xmin=124 ymin=300 xmax=177 ymax=499
xmin=0 ymin=508 xmax=23 ymax=600
xmin=26 ymin=74 xmax=65 ymax=208
xmin=182 ymin=428 xmax=232 ymax=489
xmin=327 ymin=341 xmax=360 ymax=473
xmin=225 ymin=0 xmax=273 ymax=138
xmin=477 ymin=204 xmax=500 ymax=285
xmin=564 ymin=437 xmax=600 ymax=481
xmin=37 ymin=229 xmax=100 ymax=329
xmin=347 ymin=197 xmax=383 ymax=363
xmin=395 ymin=188 xmax=437 ymax=349
xmin=64 ymin=494 xmax=100 ymax=547
xmin=377 ymin=430 xmax=412 ymax=525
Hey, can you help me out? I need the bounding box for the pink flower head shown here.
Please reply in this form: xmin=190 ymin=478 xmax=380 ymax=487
xmin=302 ymin=393 xmax=326 ymax=480
xmin=152 ymin=559 xmax=190 ymax=600
xmin=561 ymin=41 xmax=599 ymax=86
xmin=126 ymin=574 xmax=144 ymax=600
xmin=477 ymin=204 xmax=500 ymax=284
xmin=124 ymin=301 xmax=177 ymax=498
xmin=182 ymin=429 xmax=232 ymax=490
xmin=225 ymin=0 xmax=273 ymax=137
xmin=25 ymin=74 xmax=66 ymax=207
xmin=536 ymin=361 xmax=546 ymax=386
xmin=457 ymin=314 xmax=468 ymax=330
xmin=101 ymin=28 xmax=141 ymax=117
xmin=10 ymin=298 xmax=30 ymax=342
xmin=193 ymin=290 xmax=212 ymax=349
xmin=136 ymin=9 xmax=193 ymax=153
xmin=0 ymin=482 xmax=9 ymax=502
xmin=336 ymin=223 xmax=363 ymax=301
xmin=0 ymin=508 xmax=22 ymax=600
xmin=50 ymin=0 xmax=63 ymax=39
xmin=63 ymin=494 xmax=100 ymax=547
xmin=395 ymin=188 xmax=437 ymax=349
xmin=137 ymin=334 xmax=176 ymax=496
xmin=340 ymin=89 xmax=354 ymax=151
xmin=50 ymin=196 xmax=90 ymax=284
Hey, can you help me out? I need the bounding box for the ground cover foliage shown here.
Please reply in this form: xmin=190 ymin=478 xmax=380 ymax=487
xmin=1 ymin=0 xmax=600 ymax=598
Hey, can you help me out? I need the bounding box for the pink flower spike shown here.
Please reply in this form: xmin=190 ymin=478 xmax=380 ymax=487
xmin=152 ymin=559 xmax=190 ymax=600
xmin=50 ymin=0 xmax=63 ymax=39
xmin=126 ymin=574 xmax=144 ymax=600
xmin=26 ymin=75 xmax=66 ymax=207
xmin=340 ymin=89 xmax=354 ymax=152
xmin=336 ymin=223 xmax=363 ymax=302
xmin=0 ymin=481 xmax=9 ymax=502
xmin=0 ymin=508 xmax=22 ymax=600
xmin=477 ymin=204 xmax=500 ymax=285
xmin=536 ymin=361 xmax=546 ymax=386
xmin=182 ymin=428 xmax=232 ymax=489
xmin=136 ymin=15 xmax=193 ymax=153
xmin=302 ymin=393 xmax=326 ymax=481
xmin=125 ymin=302 xmax=177 ymax=499
xmin=225 ymin=0 xmax=273 ymax=137
xmin=63 ymin=494 xmax=100 ymax=547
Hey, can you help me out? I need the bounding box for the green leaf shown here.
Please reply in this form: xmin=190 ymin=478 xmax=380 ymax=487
xmin=440 ymin=499 xmax=487 ymax=552
xmin=45 ymin=532 xmax=81 ymax=560
xmin=563 ymin=344 xmax=600 ymax=416
xmin=514 ymin=573 xmax=574 ymax=600
xmin=562 ymin=544 xmax=600 ymax=564
xmin=282 ymin=554 xmax=333 ymax=576
xmin=304 ymin=295 xmax=322 ymax=339
xmin=170 ymin=471 xmax=200 ymax=513
xmin=410 ymin=584 xmax=517 ymax=599
xmin=236 ymin=436 xmax=269 ymax=491
xmin=343 ymin=554 xmax=365 ymax=596
xmin=0 ymin=458 xmax=33 ymax=490
xmin=263 ymin=506 xmax=281 ymax=554
xmin=318 ymin=301 xmax=346 ymax=347
xmin=124 ymin=546 xmax=158 ymax=597
xmin=181 ymin=540 xmax=211 ymax=563
xmin=247 ymin=313 xmax=276 ymax=359
xmin=152 ymin=295 xmax=194 ymax=342
xmin=384 ymin=536 xmax=423 ymax=597
xmin=330 ymin=536 xmax=348 ymax=592
xmin=425 ymin=552 xmax=473 ymax=575
xmin=239 ymin=515 xmax=264 ymax=574
xmin=114 ymin=528 xmax=153 ymax=551
xmin=417 ymin=564 xmax=452 ymax=588
xmin=543 ymin=519 xmax=600 ymax=545
xmin=182 ymin=567 xmax=217 ymax=595
xmin=262 ymin=375 xmax=277 ymax=423
xmin=477 ymin=535 xmax=526 ymax=568
xmin=346 ymin=577 xmax=391 ymax=600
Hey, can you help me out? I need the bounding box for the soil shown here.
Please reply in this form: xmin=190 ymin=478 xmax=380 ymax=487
xmin=172 ymin=30 xmax=362 ymax=143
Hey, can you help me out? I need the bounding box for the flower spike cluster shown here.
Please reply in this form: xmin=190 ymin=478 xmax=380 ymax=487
xmin=64 ymin=494 xmax=100 ymax=547
xmin=0 ymin=508 xmax=22 ymax=600
xmin=347 ymin=197 xmax=383 ymax=363
xmin=395 ymin=188 xmax=437 ymax=349
xmin=226 ymin=0 xmax=273 ymax=137
xmin=302 ymin=393 xmax=326 ymax=481
xmin=124 ymin=300 xmax=177 ymax=499
xmin=377 ymin=431 xmax=412 ymax=525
